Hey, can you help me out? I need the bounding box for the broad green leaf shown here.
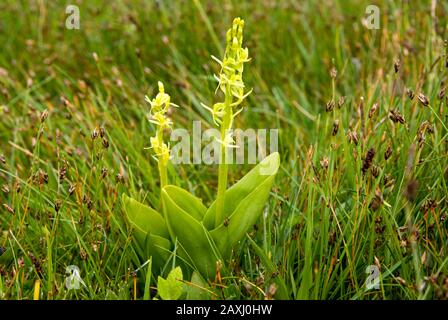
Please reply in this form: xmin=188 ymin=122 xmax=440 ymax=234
xmin=203 ymin=152 xmax=280 ymax=229
xmin=210 ymin=174 xmax=276 ymax=256
xmin=122 ymin=194 xmax=169 ymax=241
xmin=206 ymin=152 xmax=280 ymax=256
xmin=122 ymin=194 xmax=171 ymax=271
xmin=162 ymin=186 xmax=220 ymax=279
xmin=129 ymin=231 xmax=171 ymax=274
xmin=160 ymin=185 xmax=207 ymax=221
xmin=157 ymin=266 xmax=184 ymax=300
xmin=185 ymin=271 xmax=211 ymax=300
xmin=144 ymin=233 xmax=172 ymax=272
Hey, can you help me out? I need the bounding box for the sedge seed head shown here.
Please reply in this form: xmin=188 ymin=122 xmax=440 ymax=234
xmin=384 ymin=145 xmax=392 ymax=161
xmin=369 ymin=188 xmax=383 ymax=211
xmin=368 ymin=102 xmax=379 ymax=119
xmin=362 ymin=148 xmax=375 ymax=175
xmin=337 ymin=96 xmax=346 ymax=108
xmin=330 ymin=67 xmax=337 ymax=79
xmin=406 ymin=88 xmax=415 ymax=100
xmin=394 ymin=59 xmax=400 ymax=73
xmin=40 ymin=109 xmax=49 ymax=123
xmin=438 ymin=87 xmax=446 ymax=100
xmin=332 ymin=120 xmax=339 ymax=136
xmin=418 ymin=93 xmax=430 ymax=107
xmin=389 ymin=109 xmax=405 ymax=124
xmin=371 ymin=164 xmax=380 ymax=178
xmin=347 ymin=130 xmax=359 ymax=145
xmin=326 ymin=100 xmax=335 ymax=112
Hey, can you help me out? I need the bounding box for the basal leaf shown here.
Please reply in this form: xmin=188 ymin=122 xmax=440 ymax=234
xmin=160 ymin=185 xmax=207 ymax=221
xmin=203 ymin=152 xmax=280 ymax=229
xmin=162 ymin=186 xmax=220 ymax=279
xmin=203 ymin=152 xmax=280 ymax=256
xmin=210 ymin=172 xmax=276 ymax=256
xmin=122 ymin=194 xmax=172 ymax=270
xmin=122 ymin=194 xmax=169 ymax=241
xmin=144 ymin=233 xmax=172 ymax=272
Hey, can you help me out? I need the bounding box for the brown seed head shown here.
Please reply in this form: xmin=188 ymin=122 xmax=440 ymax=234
xmin=384 ymin=145 xmax=392 ymax=160
xmin=347 ymin=130 xmax=359 ymax=145
xmin=116 ymin=173 xmax=124 ymax=183
xmin=91 ymin=128 xmax=99 ymax=140
xmin=99 ymin=126 xmax=106 ymax=138
xmin=421 ymin=198 xmax=436 ymax=213
xmin=337 ymin=96 xmax=346 ymax=108
xmin=320 ymin=157 xmax=329 ymax=170
xmin=68 ymin=184 xmax=76 ymax=195
xmin=59 ymin=165 xmax=67 ymax=181
xmin=438 ymin=87 xmax=446 ymax=100
xmin=55 ymin=199 xmax=62 ymax=212
xmin=406 ymin=88 xmax=415 ymax=100
xmin=3 ymin=203 xmax=14 ymax=214
xmin=362 ymin=148 xmax=375 ymax=175
xmin=371 ymin=165 xmax=380 ymax=178
xmin=102 ymin=138 xmax=109 ymax=149
xmin=389 ymin=110 xmax=405 ymax=124
xmin=369 ymin=103 xmax=379 ymax=119
xmin=383 ymin=174 xmax=395 ymax=189
xmin=326 ymin=100 xmax=335 ymax=112
xmin=332 ymin=120 xmax=339 ymax=136
xmin=28 ymin=252 xmax=42 ymax=276
xmin=394 ymin=59 xmax=400 ymax=73
xmin=40 ymin=109 xmax=49 ymax=123
xmin=418 ymin=93 xmax=429 ymax=107
xmin=330 ymin=67 xmax=337 ymax=79
xmin=1 ymin=184 xmax=9 ymax=194
xmin=417 ymin=121 xmax=429 ymax=145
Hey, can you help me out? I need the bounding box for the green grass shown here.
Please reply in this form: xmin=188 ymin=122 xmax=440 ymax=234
xmin=1 ymin=0 xmax=448 ymax=300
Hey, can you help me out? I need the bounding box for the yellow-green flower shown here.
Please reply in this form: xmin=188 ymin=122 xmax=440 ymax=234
xmin=146 ymin=81 xmax=175 ymax=169
xmin=202 ymin=17 xmax=252 ymax=129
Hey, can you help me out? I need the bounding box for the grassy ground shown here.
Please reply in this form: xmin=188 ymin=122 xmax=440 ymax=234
xmin=0 ymin=0 xmax=447 ymax=300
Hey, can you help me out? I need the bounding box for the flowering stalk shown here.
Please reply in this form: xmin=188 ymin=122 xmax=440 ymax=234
xmin=202 ymin=18 xmax=251 ymax=227
xmin=146 ymin=81 xmax=174 ymax=190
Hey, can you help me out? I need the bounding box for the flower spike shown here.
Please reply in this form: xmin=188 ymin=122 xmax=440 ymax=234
xmin=201 ymin=17 xmax=252 ymax=142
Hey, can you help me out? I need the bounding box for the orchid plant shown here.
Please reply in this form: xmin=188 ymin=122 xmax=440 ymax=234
xmin=122 ymin=18 xmax=280 ymax=289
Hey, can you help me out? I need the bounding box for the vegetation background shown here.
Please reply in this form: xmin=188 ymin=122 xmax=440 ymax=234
xmin=0 ymin=0 xmax=447 ymax=299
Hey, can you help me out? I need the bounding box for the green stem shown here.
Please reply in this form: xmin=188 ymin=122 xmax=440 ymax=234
xmin=158 ymin=160 xmax=168 ymax=189
xmin=157 ymin=127 xmax=168 ymax=195
xmin=215 ymin=87 xmax=233 ymax=227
